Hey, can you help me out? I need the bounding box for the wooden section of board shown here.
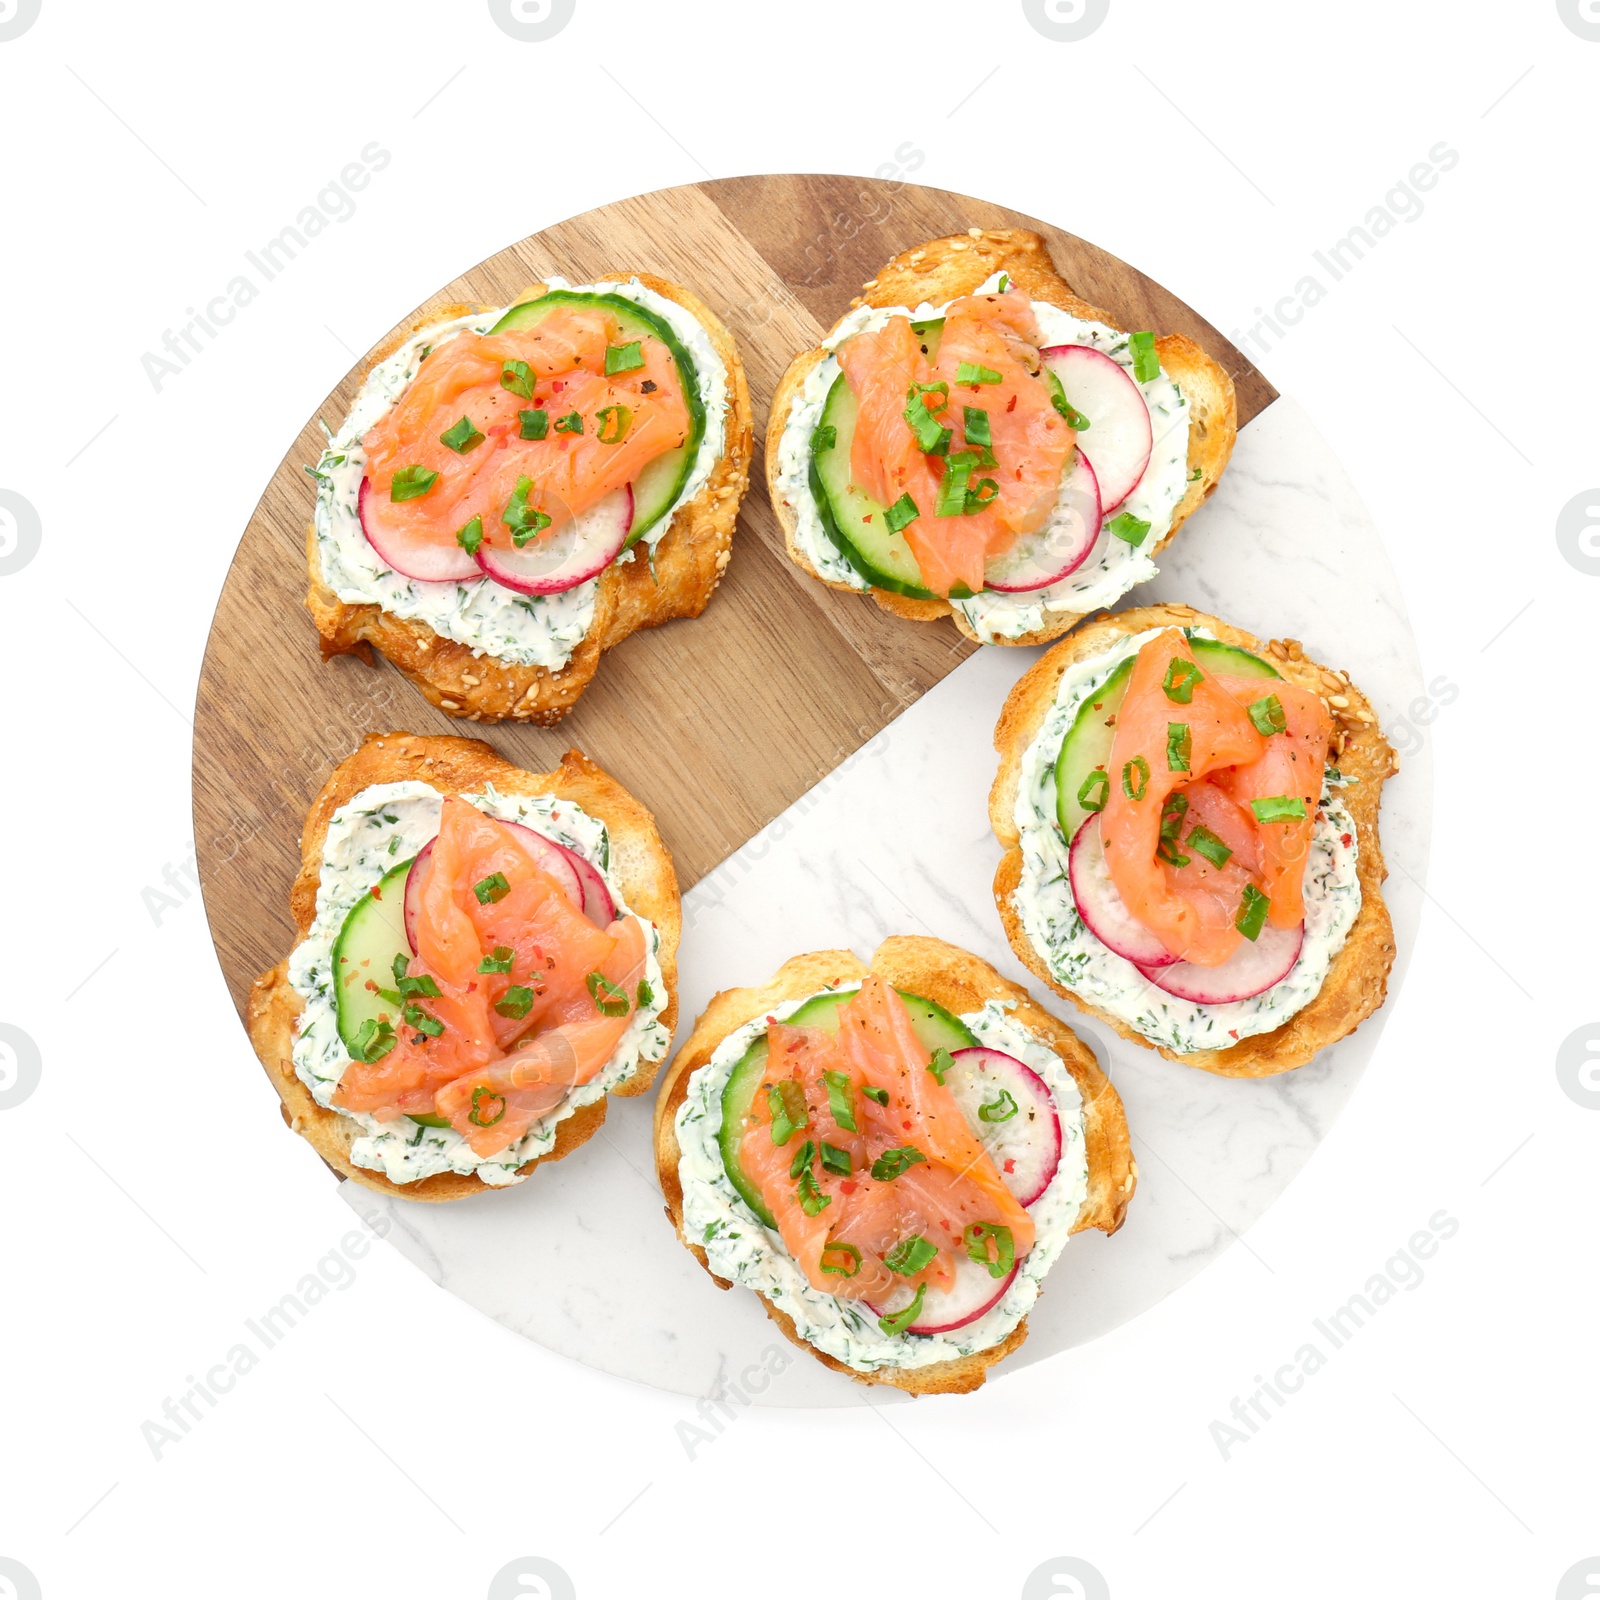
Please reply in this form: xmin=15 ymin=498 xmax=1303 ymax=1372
xmin=194 ymin=176 xmax=1275 ymax=1013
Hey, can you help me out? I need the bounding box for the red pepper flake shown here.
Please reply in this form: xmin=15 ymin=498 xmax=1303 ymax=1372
xmin=370 ymin=884 xmax=383 ymax=899
xmin=1341 ymin=833 xmax=1353 ymax=848
xmin=1006 ymin=393 xmax=1018 ymax=412
xmin=839 ymin=1180 xmax=857 ymax=1195
xmin=1003 ymin=1158 xmax=1015 ymax=1174
xmin=1228 ymin=1029 xmax=1239 ymax=1040
xmin=902 ymin=1120 xmax=912 ymax=1131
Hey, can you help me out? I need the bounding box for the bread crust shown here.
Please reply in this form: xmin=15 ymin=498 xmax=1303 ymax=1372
xmin=989 ymin=604 xmax=1399 ymax=1077
xmin=763 ymin=230 xmax=1237 ymax=645
xmin=651 ymin=936 xmax=1135 ymax=1395
xmin=307 ymin=274 xmax=753 ymax=723
xmin=247 ymin=732 xmax=681 ymax=1201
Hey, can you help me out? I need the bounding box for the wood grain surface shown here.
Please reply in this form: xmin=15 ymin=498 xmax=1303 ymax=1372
xmin=194 ymin=175 xmax=1276 ymax=1014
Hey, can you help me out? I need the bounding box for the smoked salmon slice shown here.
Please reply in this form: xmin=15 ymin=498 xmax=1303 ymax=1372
xmin=1097 ymin=632 xmax=1332 ymax=966
xmin=361 ymin=304 xmax=690 ymax=560
xmin=334 ymin=795 xmax=648 ymax=1161
xmin=836 ymin=290 xmax=1075 ymax=597
xmin=739 ymin=978 xmax=1034 ymax=1306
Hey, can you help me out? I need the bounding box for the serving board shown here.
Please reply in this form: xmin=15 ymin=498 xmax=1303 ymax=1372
xmin=193 ymin=175 xmax=1276 ymax=1013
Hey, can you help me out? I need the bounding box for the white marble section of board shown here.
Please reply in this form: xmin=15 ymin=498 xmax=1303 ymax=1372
xmin=342 ymin=395 xmax=1431 ymax=1409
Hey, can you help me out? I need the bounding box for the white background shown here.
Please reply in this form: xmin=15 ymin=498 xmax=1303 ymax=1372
xmin=1 ymin=2 xmax=1595 ymax=1597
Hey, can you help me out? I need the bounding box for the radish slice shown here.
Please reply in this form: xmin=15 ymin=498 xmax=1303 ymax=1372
xmin=868 ymin=1254 xmax=1020 ymax=1336
xmin=983 ymin=451 xmax=1101 ymax=593
xmin=1069 ymin=814 xmax=1178 ymax=968
xmin=475 ymin=485 xmax=632 ymax=596
xmin=358 ymin=477 xmax=481 ymax=583
xmin=1040 ymin=345 xmax=1153 ymax=512
xmin=402 ymin=822 xmax=584 ymax=954
xmin=549 ymin=842 xmax=616 ymax=927
xmin=1137 ymin=920 xmax=1304 ymax=1004
xmin=945 ymin=1046 xmax=1062 ymax=1207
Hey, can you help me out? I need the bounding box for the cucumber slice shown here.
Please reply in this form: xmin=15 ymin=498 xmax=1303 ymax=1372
xmin=716 ymin=987 xmax=978 ymax=1228
xmin=488 ymin=290 xmax=706 ymax=547
xmin=1055 ymin=636 xmax=1280 ymax=840
xmin=331 ymin=856 xmax=415 ymax=1060
xmin=811 ymin=375 xmax=952 ymax=599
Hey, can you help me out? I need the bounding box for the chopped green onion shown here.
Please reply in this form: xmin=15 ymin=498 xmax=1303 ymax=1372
xmin=885 ymin=1234 xmax=938 ymax=1276
xmin=604 ymin=341 xmax=644 ymax=375
xmin=503 ymin=476 xmax=552 ymax=547
xmin=1248 ymin=694 xmax=1287 ymax=736
xmin=1129 ymin=330 xmax=1159 ymax=382
xmin=477 ymin=946 xmax=514 ymax=974
xmin=796 ymin=1165 xmax=830 ymax=1217
xmin=767 ymin=1079 xmax=808 ymax=1145
xmin=811 ymin=422 xmax=836 ymax=454
xmin=1250 ymin=795 xmax=1307 ymax=823
xmin=596 ymin=404 xmax=632 ymax=444
xmin=352 ymin=1018 xmax=396 ymax=1063
xmin=820 ymin=1241 xmax=862 ymax=1278
xmin=978 ymin=1089 xmax=1018 ymax=1123
xmin=517 ymin=407 xmax=549 ymax=440
xmin=863 ymin=1085 xmax=889 ymax=1106
xmin=996 ymin=273 xmax=1010 ymax=291
xmin=586 ymin=971 xmax=630 ymax=1017
xmin=819 ymin=1140 xmax=852 ymax=1177
xmin=964 ymin=476 xmax=999 ymax=513
xmin=926 ymin=1047 xmax=953 ymax=1086
xmin=439 ymin=415 xmax=484 ymax=454
xmin=1167 ymin=722 xmax=1191 ymax=773
xmin=553 ymin=410 xmax=583 ymax=434
xmin=962 ymin=406 xmax=992 ymax=449
xmin=1122 ymin=755 xmax=1150 ymax=801
xmin=389 ymin=465 xmax=438 ymax=502
xmin=822 ymin=1068 xmax=857 ymax=1133
xmin=392 ymin=954 xmax=412 ymax=985
xmin=877 ymin=1284 xmax=926 ymax=1336
xmin=871 ymin=1146 xmax=926 ymax=1182
xmin=1108 ymin=512 xmax=1151 ymax=545
xmin=397 ymin=971 xmax=441 ymax=1000
xmin=1159 ymin=792 xmax=1189 ymax=841
xmin=1156 ymin=837 xmax=1191 ymax=868
xmin=903 ymin=396 xmax=952 ymax=454
xmin=1051 ymin=392 xmax=1091 ymax=430
xmin=955 ymin=360 xmax=1002 ymax=385
xmin=468 ymin=1086 xmax=506 ymax=1127
xmin=1078 ymin=769 xmax=1111 ymax=813
xmin=637 ymin=979 xmax=655 ymax=1009
xmin=403 ymin=1002 xmax=443 ymax=1037
xmin=455 ymin=515 xmax=483 ymax=556
xmin=935 ymin=450 xmax=980 ymax=518
xmin=907 ymin=380 xmax=949 ymax=410
xmin=788 ymin=1138 xmax=815 ymax=1180
xmin=500 ymin=359 xmax=535 ymax=400
xmin=1187 ymin=825 xmax=1234 ymax=868
xmin=964 ymin=1222 xmax=1016 ymax=1279
xmin=1236 ymin=883 xmax=1270 ymax=941
xmin=1162 ymin=658 xmax=1203 ymax=704
xmin=884 ymin=493 xmax=920 ymax=534
xmin=494 ymin=986 xmax=534 ymax=1020
xmin=473 ymin=872 xmax=510 ymax=905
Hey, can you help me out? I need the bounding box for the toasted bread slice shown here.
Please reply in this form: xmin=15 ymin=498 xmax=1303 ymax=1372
xmin=248 ymin=732 xmax=681 ymax=1201
xmin=308 ymin=273 xmax=753 ymax=724
xmin=764 ymin=230 xmax=1236 ymax=646
xmin=653 ymin=935 xmax=1134 ymax=1395
xmin=990 ymin=604 xmax=1398 ymax=1077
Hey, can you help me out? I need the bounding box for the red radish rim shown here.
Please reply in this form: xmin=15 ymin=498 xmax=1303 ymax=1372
xmin=475 ymin=485 xmax=633 ymax=597
xmin=549 ymin=841 xmax=616 ymax=926
xmin=867 ymin=1261 xmax=1019 ymax=1336
xmin=948 ymin=1045 xmax=1062 ymax=1208
xmin=1136 ymin=919 xmax=1305 ymax=1004
xmin=983 ymin=451 xmax=1101 ymax=593
xmin=1038 ymin=343 xmax=1154 ymax=513
xmin=358 ymin=477 xmax=481 ymax=584
xmin=1069 ymin=813 xmax=1179 ymax=968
